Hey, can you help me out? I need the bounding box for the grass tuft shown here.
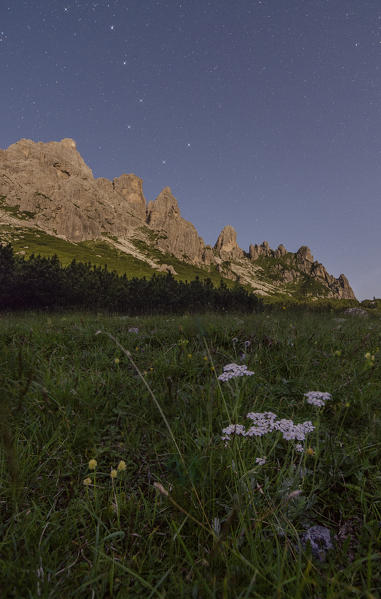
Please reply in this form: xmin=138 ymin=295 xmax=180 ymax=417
xmin=0 ymin=310 xmax=380 ymax=597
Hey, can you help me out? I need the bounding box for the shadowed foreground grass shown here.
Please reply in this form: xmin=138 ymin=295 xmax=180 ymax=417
xmin=0 ymin=310 xmax=380 ymax=598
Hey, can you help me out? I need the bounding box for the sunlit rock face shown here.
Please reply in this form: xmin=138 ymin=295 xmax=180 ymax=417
xmin=147 ymin=187 xmax=206 ymax=263
xmin=215 ymin=225 xmax=244 ymax=261
xmin=0 ymin=137 xmax=356 ymax=299
xmin=0 ymin=138 xmax=147 ymax=241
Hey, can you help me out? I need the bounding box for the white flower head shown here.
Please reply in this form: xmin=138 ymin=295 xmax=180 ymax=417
xmin=221 ymin=423 xmax=246 ymax=441
xmin=255 ymin=457 xmax=266 ymax=466
xmin=304 ymin=391 xmax=332 ymax=407
xmin=222 ymin=412 xmax=314 ymax=444
xmin=218 ymin=363 xmax=254 ymax=382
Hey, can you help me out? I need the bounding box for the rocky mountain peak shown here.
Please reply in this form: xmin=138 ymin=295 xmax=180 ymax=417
xmin=144 ymin=187 xmax=205 ymax=263
xmin=215 ymin=225 xmax=237 ymax=251
xmin=147 ymin=187 xmax=180 ymax=227
xmin=275 ymin=244 xmax=287 ymax=257
xmin=215 ymin=225 xmax=243 ymax=260
xmin=4 ymin=137 xmax=93 ymax=181
xmin=249 ymin=240 xmax=273 ymax=260
xmin=60 ymin=138 xmax=77 ymax=148
xmin=296 ymin=245 xmax=314 ymax=263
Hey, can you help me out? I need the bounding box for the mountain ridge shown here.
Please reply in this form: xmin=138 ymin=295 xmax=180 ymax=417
xmin=0 ymin=137 xmax=355 ymax=299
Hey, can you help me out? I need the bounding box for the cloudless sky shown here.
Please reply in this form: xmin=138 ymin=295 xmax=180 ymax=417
xmin=1 ymin=0 xmax=380 ymax=299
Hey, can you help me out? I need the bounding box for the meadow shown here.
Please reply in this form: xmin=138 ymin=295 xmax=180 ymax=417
xmin=0 ymin=309 xmax=380 ymax=598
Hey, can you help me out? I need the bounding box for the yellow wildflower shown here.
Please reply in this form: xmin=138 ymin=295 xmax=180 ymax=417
xmin=117 ymin=460 xmax=127 ymax=472
xmin=187 ymin=353 xmax=192 ymax=359
xmin=110 ymin=469 xmax=118 ymax=479
xmin=306 ymin=447 xmax=315 ymax=456
xmin=334 ymin=350 xmax=342 ymax=357
xmin=203 ymin=356 xmax=208 ymax=361
xmin=83 ymin=477 xmax=92 ymax=486
xmin=114 ymin=358 xmax=120 ymax=365
xmin=88 ymin=459 xmax=97 ymax=470
xmin=364 ymin=352 xmax=375 ymax=367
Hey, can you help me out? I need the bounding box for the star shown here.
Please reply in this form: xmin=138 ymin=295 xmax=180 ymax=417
xmin=122 ymin=60 xmax=127 ymax=65
xmin=162 ymin=160 xmax=166 ymax=164
xmin=110 ymin=25 xmax=115 ymax=31
xmin=186 ymin=143 xmax=191 ymax=147
xmin=138 ymin=98 xmax=144 ymax=103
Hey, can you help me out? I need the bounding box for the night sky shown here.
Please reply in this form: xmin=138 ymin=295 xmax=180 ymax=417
xmin=1 ymin=1 xmax=380 ymax=299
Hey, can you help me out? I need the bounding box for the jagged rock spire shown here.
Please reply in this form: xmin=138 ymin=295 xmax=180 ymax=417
xmin=215 ymin=225 xmax=243 ymax=260
xmin=146 ymin=187 xmax=180 ymax=227
xmin=296 ymin=245 xmax=314 ymax=263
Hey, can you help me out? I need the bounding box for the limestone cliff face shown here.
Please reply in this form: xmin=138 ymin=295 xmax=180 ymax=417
xmin=294 ymin=247 xmax=353 ymax=298
xmin=0 ymin=138 xmax=147 ymax=241
xmin=146 ymin=187 xmax=206 ymax=263
xmin=112 ymin=174 xmax=147 ymax=221
xmin=248 ymin=240 xmax=355 ymax=299
xmin=0 ymin=137 xmax=356 ymax=299
xmin=215 ymin=225 xmax=244 ymax=261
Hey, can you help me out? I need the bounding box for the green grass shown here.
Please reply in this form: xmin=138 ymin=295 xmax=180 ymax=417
xmin=0 ymin=227 xmax=158 ymax=278
xmin=254 ymin=254 xmax=331 ymax=299
xmin=0 ymin=226 xmax=232 ymax=286
xmin=0 ymin=224 xmax=350 ymax=302
xmin=254 ymin=253 xmax=295 ymax=281
xmin=0 ymin=310 xmax=380 ymax=597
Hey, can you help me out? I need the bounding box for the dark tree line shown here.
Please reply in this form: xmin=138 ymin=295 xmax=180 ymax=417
xmin=0 ymin=244 xmax=263 ymax=314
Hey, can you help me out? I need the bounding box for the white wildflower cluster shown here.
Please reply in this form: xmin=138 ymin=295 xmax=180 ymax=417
xmin=221 ymin=412 xmax=315 ymax=445
xmin=128 ymin=327 xmax=139 ymax=334
xmin=218 ymin=363 xmax=254 ymax=382
xmin=255 ymin=457 xmax=266 ymax=466
xmin=246 ymin=412 xmax=314 ymax=441
xmin=304 ymin=391 xmax=332 ymax=407
xmin=245 ymin=411 xmax=277 ymax=436
xmin=221 ymin=424 xmax=246 ymax=440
